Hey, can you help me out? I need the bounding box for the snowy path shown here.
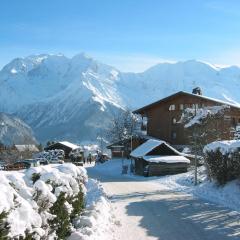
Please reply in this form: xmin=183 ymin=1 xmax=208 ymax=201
xmin=87 ymin=164 xmax=240 ymax=240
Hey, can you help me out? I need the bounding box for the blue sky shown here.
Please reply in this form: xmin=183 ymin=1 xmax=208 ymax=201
xmin=1 ymin=0 xmax=240 ymax=72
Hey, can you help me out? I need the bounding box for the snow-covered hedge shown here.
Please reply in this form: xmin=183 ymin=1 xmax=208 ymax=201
xmin=0 ymin=163 xmax=87 ymax=239
xmin=203 ymin=140 xmax=240 ymax=185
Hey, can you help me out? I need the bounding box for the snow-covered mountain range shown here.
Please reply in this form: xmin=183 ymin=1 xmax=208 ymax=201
xmin=0 ymin=112 xmax=37 ymax=145
xmin=0 ymin=53 xmax=240 ymax=143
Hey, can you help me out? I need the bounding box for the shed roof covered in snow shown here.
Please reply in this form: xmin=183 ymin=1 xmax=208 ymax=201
xmin=59 ymin=141 xmax=80 ymax=150
xmin=130 ymin=139 xmax=184 ymax=158
xmin=130 ymin=139 xmax=165 ymax=158
xmin=14 ymin=144 xmax=39 ymax=152
xmin=44 ymin=141 xmax=80 ymax=158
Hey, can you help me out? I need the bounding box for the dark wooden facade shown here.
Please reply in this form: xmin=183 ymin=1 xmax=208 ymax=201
xmin=134 ymin=91 xmax=240 ymax=146
xmin=44 ymin=143 xmax=74 ymax=158
xmin=135 ymin=159 xmax=188 ymax=176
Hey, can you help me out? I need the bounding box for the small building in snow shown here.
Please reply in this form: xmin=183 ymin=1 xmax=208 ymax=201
xmin=14 ymin=144 xmax=39 ymax=153
xmin=130 ymin=139 xmax=190 ymax=176
xmin=44 ymin=141 xmax=80 ymax=159
xmin=12 ymin=144 xmax=39 ymax=160
xmin=107 ymin=136 xmax=147 ymax=158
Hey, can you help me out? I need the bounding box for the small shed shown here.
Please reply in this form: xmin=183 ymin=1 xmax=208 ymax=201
xmin=107 ymin=136 xmax=147 ymax=158
xmin=130 ymin=139 xmax=190 ymax=176
xmin=44 ymin=141 xmax=80 ymax=159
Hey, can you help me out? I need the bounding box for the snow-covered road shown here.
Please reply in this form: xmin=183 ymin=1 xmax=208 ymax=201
xmin=87 ymin=164 xmax=240 ymax=240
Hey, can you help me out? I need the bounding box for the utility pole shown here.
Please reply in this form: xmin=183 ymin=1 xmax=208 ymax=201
xmin=194 ymin=104 xmax=198 ymax=185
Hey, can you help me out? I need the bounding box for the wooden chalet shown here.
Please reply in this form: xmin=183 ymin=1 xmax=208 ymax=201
xmin=44 ymin=141 xmax=80 ymax=158
xmin=11 ymin=144 xmax=40 ymax=160
xmin=130 ymin=139 xmax=190 ymax=176
xmin=133 ymin=89 xmax=240 ymax=148
xmin=14 ymin=144 xmax=39 ymax=153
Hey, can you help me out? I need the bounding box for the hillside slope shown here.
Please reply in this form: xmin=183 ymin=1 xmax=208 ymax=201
xmin=0 ymin=112 xmax=37 ymax=145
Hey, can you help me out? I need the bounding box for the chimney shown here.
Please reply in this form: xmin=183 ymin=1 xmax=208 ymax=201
xmin=192 ymin=87 xmax=202 ymax=95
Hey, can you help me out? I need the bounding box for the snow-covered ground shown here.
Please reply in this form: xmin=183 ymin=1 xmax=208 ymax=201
xmin=154 ymin=166 xmax=240 ymax=212
xmin=89 ymin=159 xmax=240 ymax=211
xmin=87 ymin=159 xmax=240 ymax=240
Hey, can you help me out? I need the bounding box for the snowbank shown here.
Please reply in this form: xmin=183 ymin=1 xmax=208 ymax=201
xmin=69 ymin=179 xmax=115 ymax=240
xmin=91 ymin=159 xmax=133 ymax=177
xmin=0 ymin=163 xmax=87 ymax=239
xmin=153 ymin=166 xmax=240 ymax=211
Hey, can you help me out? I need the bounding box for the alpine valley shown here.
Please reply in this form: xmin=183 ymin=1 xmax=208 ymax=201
xmin=0 ymin=53 xmax=240 ymax=143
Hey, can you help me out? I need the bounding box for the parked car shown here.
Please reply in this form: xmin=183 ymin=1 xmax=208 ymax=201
xmin=72 ymin=161 xmax=84 ymax=166
xmin=4 ymin=159 xmax=40 ymax=170
xmin=49 ymin=158 xmax=64 ymax=164
xmin=35 ymin=158 xmax=49 ymax=165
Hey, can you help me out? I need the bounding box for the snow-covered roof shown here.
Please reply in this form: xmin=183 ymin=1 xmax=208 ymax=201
xmin=143 ymin=155 xmax=190 ymax=164
xmin=130 ymin=139 xmax=181 ymax=158
xmin=14 ymin=144 xmax=39 ymax=152
xmin=133 ymin=91 xmax=240 ymax=114
xmin=203 ymin=140 xmax=240 ymax=155
xmin=59 ymin=141 xmax=80 ymax=150
xmin=130 ymin=139 xmax=164 ymax=158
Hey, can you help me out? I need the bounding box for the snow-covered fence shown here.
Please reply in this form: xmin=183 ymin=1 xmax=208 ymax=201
xmin=203 ymin=140 xmax=240 ymax=185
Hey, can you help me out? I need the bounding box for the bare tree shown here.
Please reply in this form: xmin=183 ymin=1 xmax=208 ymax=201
xmin=106 ymin=110 xmax=139 ymax=143
xmin=181 ymin=105 xmax=232 ymax=185
xmin=181 ymin=105 xmax=232 ymax=155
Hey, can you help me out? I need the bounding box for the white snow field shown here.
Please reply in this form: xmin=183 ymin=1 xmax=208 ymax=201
xmin=87 ymin=159 xmax=240 ymax=240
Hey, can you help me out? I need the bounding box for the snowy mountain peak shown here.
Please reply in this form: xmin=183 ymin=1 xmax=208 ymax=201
xmin=0 ymin=53 xmax=240 ymax=142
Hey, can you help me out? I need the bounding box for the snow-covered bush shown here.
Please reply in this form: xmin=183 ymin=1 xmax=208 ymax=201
xmin=204 ymin=140 xmax=240 ymax=185
xmin=0 ymin=163 xmax=87 ymax=239
xmin=0 ymin=211 xmax=10 ymax=239
xmin=234 ymin=125 xmax=240 ymax=140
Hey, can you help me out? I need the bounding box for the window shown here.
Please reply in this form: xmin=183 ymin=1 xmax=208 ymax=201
xmin=192 ymin=104 xmax=199 ymax=110
xmin=169 ymin=104 xmax=176 ymax=111
xmin=171 ymin=131 xmax=177 ymax=140
xmin=179 ymin=104 xmax=184 ymax=110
